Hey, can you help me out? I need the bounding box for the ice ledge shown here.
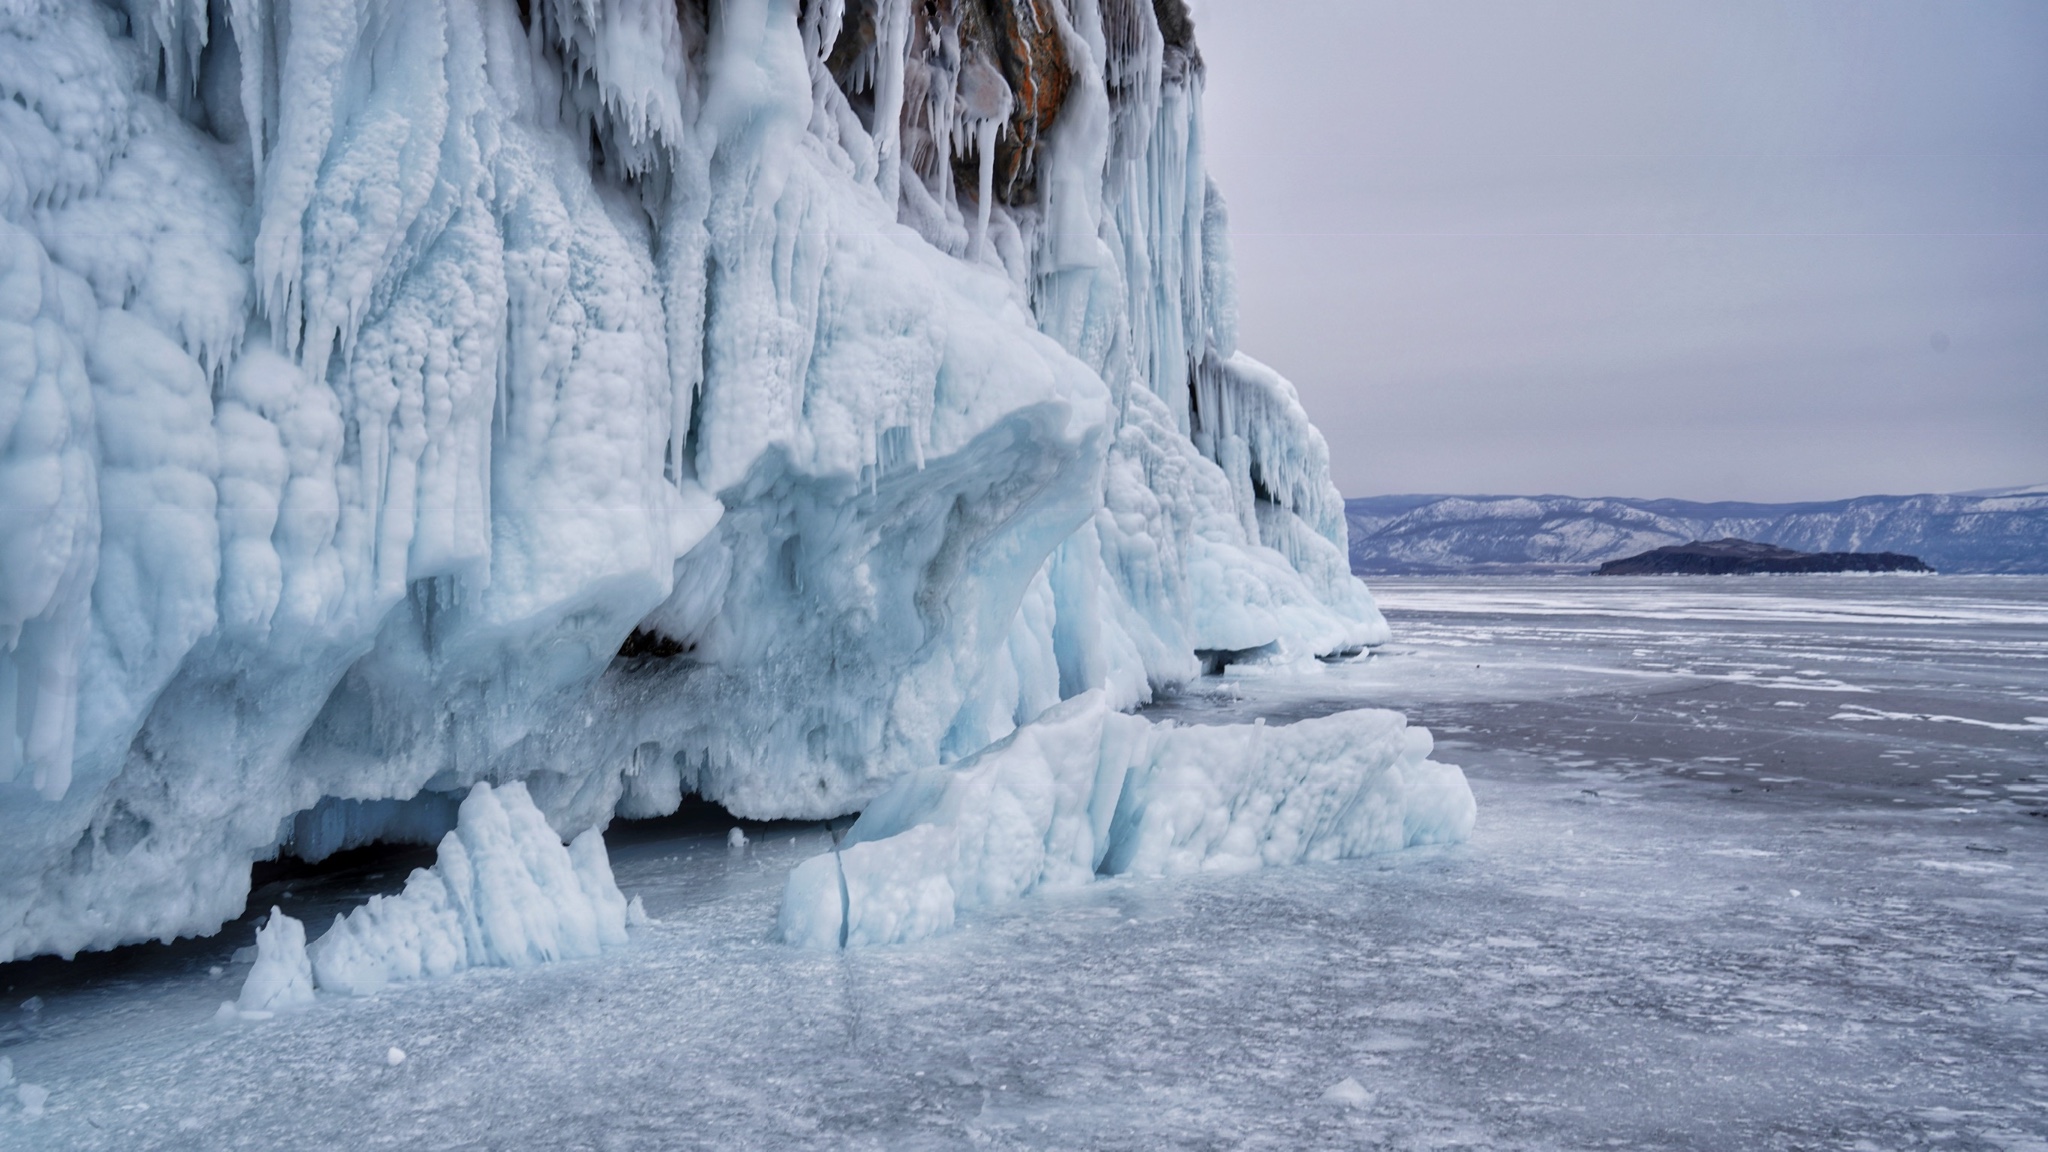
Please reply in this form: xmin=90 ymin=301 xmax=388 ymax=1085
xmin=777 ymin=690 xmax=1476 ymax=948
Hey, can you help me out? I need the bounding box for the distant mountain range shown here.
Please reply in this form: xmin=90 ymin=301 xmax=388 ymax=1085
xmin=1345 ymin=485 xmax=2048 ymax=575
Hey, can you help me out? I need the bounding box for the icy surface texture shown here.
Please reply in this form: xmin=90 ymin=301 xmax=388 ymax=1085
xmin=0 ymin=0 xmax=1386 ymax=960
xmin=306 ymin=782 xmax=631 ymax=996
xmin=232 ymin=907 xmax=315 ymax=1015
xmin=780 ymin=690 xmax=1474 ymax=948
xmin=281 ymin=792 xmax=465 ymax=866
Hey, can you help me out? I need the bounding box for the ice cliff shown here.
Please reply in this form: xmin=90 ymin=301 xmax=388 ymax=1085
xmin=0 ymin=0 xmax=1389 ymax=961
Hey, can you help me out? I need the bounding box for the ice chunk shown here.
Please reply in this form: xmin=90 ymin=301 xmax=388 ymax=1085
xmin=17 ymin=1083 xmax=48 ymax=1118
xmin=1322 ymin=1078 xmax=1373 ymax=1108
xmin=778 ymin=691 xmax=1475 ymax=948
xmin=385 ymin=1047 xmax=406 ymax=1067
xmin=306 ymin=782 xmax=633 ymax=995
xmin=727 ymin=827 xmax=748 ymax=851
xmin=234 ymin=908 xmax=316 ymax=1015
xmin=780 ymin=824 xmax=958 ymax=950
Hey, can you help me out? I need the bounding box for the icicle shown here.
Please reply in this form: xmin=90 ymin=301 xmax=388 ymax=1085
xmin=970 ymin=115 xmax=999 ymax=261
xmin=530 ymin=0 xmax=692 ymax=179
xmin=127 ymin=0 xmax=211 ymax=111
xmin=956 ymin=52 xmax=1011 ymax=263
xmin=801 ymin=0 xmax=846 ymax=64
xmin=871 ymin=0 xmax=909 ymax=207
xmin=228 ymin=0 xmax=269 ymax=174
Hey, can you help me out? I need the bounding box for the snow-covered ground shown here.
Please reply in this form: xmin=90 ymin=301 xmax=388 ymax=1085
xmin=2 ymin=575 xmax=2044 ymax=1150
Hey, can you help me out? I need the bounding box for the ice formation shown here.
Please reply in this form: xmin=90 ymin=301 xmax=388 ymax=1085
xmin=779 ymin=691 xmax=1475 ymax=948
xmin=307 ymin=782 xmax=633 ymax=995
xmin=232 ymin=906 xmax=317 ymax=1014
xmin=1 ymin=0 xmax=1402 ymax=962
xmin=1323 ymin=1078 xmax=1374 ymax=1109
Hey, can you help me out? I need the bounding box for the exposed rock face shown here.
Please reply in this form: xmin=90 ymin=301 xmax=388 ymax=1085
xmin=967 ymin=0 xmax=1072 ymax=202
xmin=1597 ymin=538 xmax=1934 ymax=576
xmin=831 ymin=0 xmax=1073 ymax=207
xmin=1152 ymin=0 xmax=1197 ymax=58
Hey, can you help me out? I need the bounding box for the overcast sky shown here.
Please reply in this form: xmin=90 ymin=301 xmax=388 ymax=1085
xmin=1189 ymin=0 xmax=2048 ymax=502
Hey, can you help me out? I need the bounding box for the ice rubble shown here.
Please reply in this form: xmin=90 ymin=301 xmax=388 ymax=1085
xmin=779 ymin=691 xmax=1475 ymax=949
xmin=1 ymin=0 xmax=1403 ymax=962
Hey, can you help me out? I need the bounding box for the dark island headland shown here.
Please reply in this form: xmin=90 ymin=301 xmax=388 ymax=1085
xmin=1597 ymin=538 xmax=1934 ymax=576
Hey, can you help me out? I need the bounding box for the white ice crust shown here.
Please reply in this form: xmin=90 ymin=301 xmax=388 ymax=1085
xmin=779 ymin=691 xmax=1476 ymax=949
xmin=2 ymin=0 xmax=1396 ymax=961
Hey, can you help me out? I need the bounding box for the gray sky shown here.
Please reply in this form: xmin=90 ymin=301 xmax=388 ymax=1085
xmin=1190 ymin=0 xmax=2048 ymax=501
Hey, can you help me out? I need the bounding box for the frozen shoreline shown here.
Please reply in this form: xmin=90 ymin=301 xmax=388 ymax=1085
xmin=0 ymin=576 xmax=2042 ymax=1149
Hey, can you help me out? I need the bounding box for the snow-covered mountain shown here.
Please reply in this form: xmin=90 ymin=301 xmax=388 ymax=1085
xmin=1347 ymin=487 xmax=2048 ymax=575
xmin=0 ymin=0 xmax=1387 ymax=960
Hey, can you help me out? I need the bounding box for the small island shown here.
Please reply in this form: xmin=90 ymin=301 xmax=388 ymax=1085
xmin=1597 ymin=537 xmax=1934 ymax=575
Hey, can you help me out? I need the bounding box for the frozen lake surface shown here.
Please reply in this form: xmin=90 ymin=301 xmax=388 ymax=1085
xmin=2 ymin=576 xmax=2044 ymax=1150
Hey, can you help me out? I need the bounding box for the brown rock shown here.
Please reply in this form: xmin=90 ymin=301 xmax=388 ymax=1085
xmin=828 ymin=0 xmax=1073 ymax=207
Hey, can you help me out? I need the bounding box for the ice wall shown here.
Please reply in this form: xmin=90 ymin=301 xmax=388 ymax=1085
xmin=0 ymin=0 xmax=1390 ymax=961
